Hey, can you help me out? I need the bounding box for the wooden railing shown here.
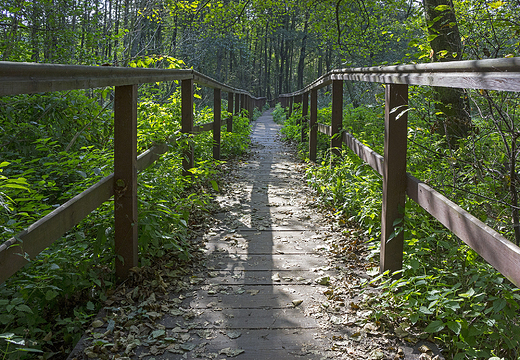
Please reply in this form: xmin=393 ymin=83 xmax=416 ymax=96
xmin=0 ymin=61 xmax=266 ymax=284
xmin=278 ymin=57 xmax=520 ymax=287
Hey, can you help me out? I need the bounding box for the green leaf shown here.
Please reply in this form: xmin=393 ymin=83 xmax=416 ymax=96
xmin=17 ymin=348 xmax=43 ymax=353
xmin=424 ymin=320 xmax=445 ymax=333
xmin=434 ymin=4 xmax=451 ymax=11
xmin=45 ymin=290 xmax=58 ymax=301
xmin=447 ymin=321 xmax=461 ymax=335
xmin=87 ymin=301 xmax=95 ymax=311
xmin=15 ymin=304 xmax=33 ymax=314
xmin=210 ymin=180 xmax=219 ymax=191
xmin=492 ymin=298 xmax=507 ymax=313
xmin=459 ymin=288 xmax=475 ymax=298
xmin=488 ymin=1 xmax=504 ymax=9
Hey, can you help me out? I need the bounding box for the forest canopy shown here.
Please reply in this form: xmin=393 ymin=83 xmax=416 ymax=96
xmin=1 ymin=0 xmax=518 ymax=96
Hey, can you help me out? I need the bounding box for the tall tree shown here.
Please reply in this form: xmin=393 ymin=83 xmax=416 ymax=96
xmin=423 ymin=0 xmax=472 ymax=145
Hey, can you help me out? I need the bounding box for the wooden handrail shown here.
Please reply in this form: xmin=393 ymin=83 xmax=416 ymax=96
xmin=0 ymin=61 xmax=267 ymax=283
xmin=282 ymin=57 xmax=520 ymax=287
xmin=278 ymin=57 xmax=520 ymax=96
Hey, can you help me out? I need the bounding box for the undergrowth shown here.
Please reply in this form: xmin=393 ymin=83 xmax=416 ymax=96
xmin=277 ymin=99 xmax=520 ymax=359
xmin=0 ymin=88 xmax=253 ymax=359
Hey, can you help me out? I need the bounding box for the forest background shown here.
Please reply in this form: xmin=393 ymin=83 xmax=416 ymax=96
xmin=1 ymin=0 xmax=520 ymax=359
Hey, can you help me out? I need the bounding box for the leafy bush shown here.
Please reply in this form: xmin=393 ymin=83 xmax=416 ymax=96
xmin=0 ymin=88 xmax=253 ymax=359
xmin=283 ymin=99 xmax=520 ymax=359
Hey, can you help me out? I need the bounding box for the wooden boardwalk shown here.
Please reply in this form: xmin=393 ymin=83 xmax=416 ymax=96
xmin=189 ymin=109 xmax=338 ymax=358
xmin=69 ymin=110 xmax=443 ymax=360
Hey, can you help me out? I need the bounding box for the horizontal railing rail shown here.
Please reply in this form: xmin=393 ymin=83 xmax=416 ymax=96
xmin=0 ymin=61 xmax=266 ymax=284
xmin=278 ymin=57 xmax=520 ymax=287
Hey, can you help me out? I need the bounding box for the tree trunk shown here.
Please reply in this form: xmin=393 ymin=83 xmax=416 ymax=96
xmin=297 ymin=13 xmax=309 ymax=90
xmin=423 ymin=0 xmax=472 ymax=146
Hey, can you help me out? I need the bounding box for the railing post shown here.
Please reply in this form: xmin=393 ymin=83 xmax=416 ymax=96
xmin=213 ymin=88 xmax=221 ymax=160
xmin=302 ymin=92 xmax=309 ymax=144
xmin=309 ymin=88 xmax=318 ymax=162
xmin=235 ymin=93 xmax=240 ymax=116
xmin=248 ymin=95 xmax=252 ymax=121
xmin=331 ymin=80 xmax=343 ymax=158
xmin=181 ymin=79 xmax=194 ymax=176
xmin=380 ymin=83 xmax=409 ymax=275
xmin=114 ymin=84 xmax=138 ymax=280
xmin=227 ymin=92 xmax=234 ymax=132
xmin=240 ymin=93 xmax=245 ymax=113
xmin=288 ymin=95 xmax=294 ymax=118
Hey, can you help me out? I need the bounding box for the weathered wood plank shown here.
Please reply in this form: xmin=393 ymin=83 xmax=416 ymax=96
xmin=0 ymin=141 xmax=177 ymax=284
xmin=0 ymin=175 xmax=114 ymax=284
xmin=317 ymin=123 xmax=331 ymax=136
xmin=309 ymin=89 xmax=318 ymax=162
xmin=406 ymin=174 xmax=520 ymax=287
xmin=158 ymin=307 xmax=319 ymax=329
xmin=214 ymin=88 xmax=221 ymax=160
xmin=280 ymin=57 xmax=520 ymax=97
xmin=331 ymin=80 xmax=343 ymax=158
xmin=227 ymin=92 xmax=234 ymax=132
xmin=187 ymin=285 xmax=327 ymax=309
xmin=114 ymin=84 xmax=138 ymax=280
xmin=302 ymin=92 xmax=309 ymax=143
xmin=0 ymin=62 xmax=193 ymax=96
xmin=380 ymin=84 xmax=408 ymax=274
xmin=181 ymin=79 xmax=194 ymax=176
xmin=331 ymin=72 xmax=520 ymax=92
xmin=192 ymin=122 xmax=214 ymax=134
xmin=341 ymin=132 xmax=384 ymax=175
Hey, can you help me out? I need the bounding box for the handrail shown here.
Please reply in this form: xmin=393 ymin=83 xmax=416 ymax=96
xmin=278 ymin=57 xmax=520 ymax=287
xmin=0 ymin=61 xmax=267 ymax=284
xmin=0 ymin=61 xmax=262 ymax=97
xmin=279 ymin=57 xmax=520 ymax=96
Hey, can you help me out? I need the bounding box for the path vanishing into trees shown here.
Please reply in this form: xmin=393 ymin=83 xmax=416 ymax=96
xmin=69 ymin=110 xmax=443 ymax=360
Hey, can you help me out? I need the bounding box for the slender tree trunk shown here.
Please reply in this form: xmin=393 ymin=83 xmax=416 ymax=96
xmin=423 ymin=0 xmax=472 ymax=146
xmin=297 ymin=14 xmax=309 ymax=90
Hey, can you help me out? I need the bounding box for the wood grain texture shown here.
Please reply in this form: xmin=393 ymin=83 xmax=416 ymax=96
xmin=0 ymin=141 xmax=176 ymax=284
xmin=331 ymin=80 xmax=343 ymax=157
xmin=341 ymin=132 xmax=384 ymax=175
xmin=380 ymin=84 xmax=408 ymax=274
xmin=302 ymin=92 xmax=309 ymax=143
xmin=227 ymin=92 xmax=234 ymax=132
xmin=309 ymin=89 xmax=318 ymax=162
xmin=114 ymin=85 xmax=139 ymax=280
xmin=0 ymin=175 xmax=114 ymax=284
xmin=317 ymin=123 xmax=331 ymax=136
xmin=181 ymin=79 xmax=194 ymax=176
xmin=213 ymin=88 xmax=221 ymax=160
xmin=407 ymin=174 xmax=520 ymax=287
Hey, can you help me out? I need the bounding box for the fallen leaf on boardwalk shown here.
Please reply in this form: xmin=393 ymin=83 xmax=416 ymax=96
xmin=220 ymin=347 xmax=245 ymax=357
xmin=315 ymin=276 xmax=330 ymax=286
xmin=150 ymin=329 xmax=166 ymax=339
xmin=292 ymin=299 xmax=304 ymax=306
xmin=180 ymin=342 xmax=197 ymax=351
xmin=246 ymin=289 xmax=259 ymax=295
xmin=370 ymin=349 xmax=385 ymax=359
xmin=272 ymin=273 xmax=281 ymax=282
xmin=395 ymin=323 xmax=409 ymax=338
xmin=330 ymin=315 xmax=344 ymax=325
xmin=226 ymin=330 xmax=242 ymax=339
xmin=91 ymin=320 xmax=104 ymax=328
xmin=366 ymin=267 xmax=379 ymax=276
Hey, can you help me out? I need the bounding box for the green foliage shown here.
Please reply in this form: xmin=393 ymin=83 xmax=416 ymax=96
xmin=0 ymin=87 xmax=253 ymax=359
xmin=282 ymin=100 xmax=520 ymax=359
